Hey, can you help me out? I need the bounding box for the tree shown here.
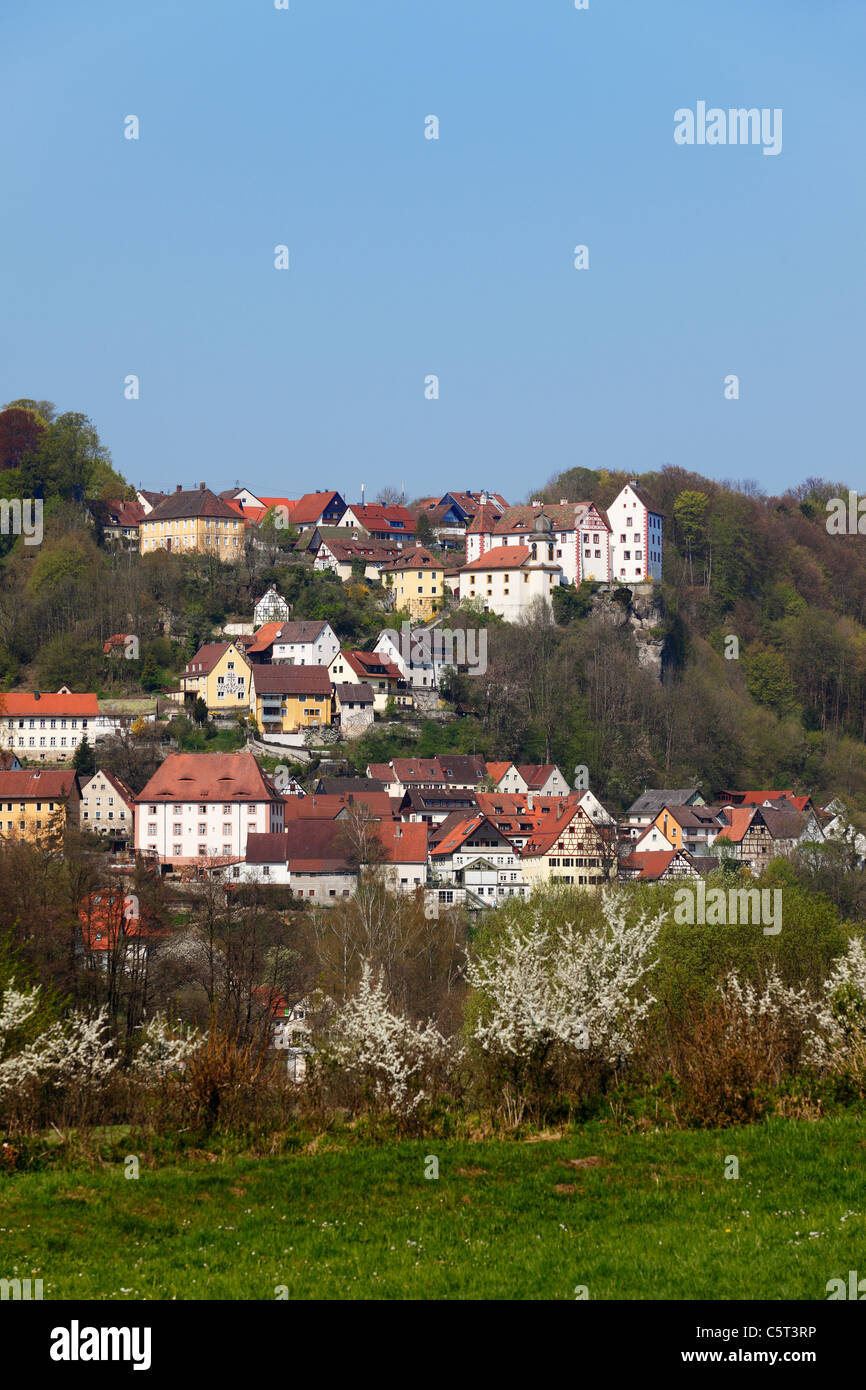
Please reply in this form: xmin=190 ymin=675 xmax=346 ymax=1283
xmin=193 ymin=696 xmax=208 ymax=726
xmin=415 ymin=513 xmax=434 ymax=547
xmin=19 ymin=412 xmax=127 ymax=502
xmin=375 ymin=486 xmax=403 ymax=506
xmin=0 ymin=406 xmax=45 ymax=471
xmin=673 ymin=491 xmax=708 ymax=586
xmin=72 ymin=736 xmax=96 ymax=777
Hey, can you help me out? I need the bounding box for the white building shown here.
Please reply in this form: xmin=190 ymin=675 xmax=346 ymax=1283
xmin=135 ymin=751 xmax=284 ymax=866
xmin=254 ymin=586 xmax=291 ymax=627
xmin=271 ymin=620 xmax=340 ymax=667
xmin=0 ymin=689 xmax=122 ymax=764
xmin=79 ymin=769 xmax=135 ymax=838
xmin=458 ymin=545 xmax=562 ymax=620
xmin=465 ymin=482 xmax=663 ymax=588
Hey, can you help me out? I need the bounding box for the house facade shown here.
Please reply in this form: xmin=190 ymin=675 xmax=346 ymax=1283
xmin=135 ymin=751 xmax=284 ymax=866
xmin=250 ymin=665 xmax=333 ymax=733
xmin=180 ymin=642 xmax=252 ymax=713
xmin=458 ymin=545 xmax=563 ymax=620
xmin=0 ymin=769 xmax=80 ymax=845
xmin=271 ymin=621 xmax=340 ymax=667
xmin=0 ymin=690 xmax=117 ymax=763
xmin=380 ymin=547 xmax=444 ymax=620
xmin=139 ymin=485 xmax=244 ymax=560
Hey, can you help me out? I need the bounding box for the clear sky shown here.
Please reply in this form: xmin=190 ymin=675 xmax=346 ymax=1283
xmin=2 ymin=0 xmax=863 ymax=503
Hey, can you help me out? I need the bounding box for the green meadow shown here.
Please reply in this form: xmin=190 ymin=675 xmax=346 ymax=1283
xmin=1 ymin=1115 xmax=865 ymax=1300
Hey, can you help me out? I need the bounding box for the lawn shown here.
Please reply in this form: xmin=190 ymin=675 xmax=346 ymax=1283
xmin=1 ymin=1115 xmax=864 ymax=1300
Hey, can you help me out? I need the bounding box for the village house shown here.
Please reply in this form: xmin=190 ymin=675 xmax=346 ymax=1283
xmin=135 ymin=751 xmax=284 ymax=867
xmin=0 ymin=768 xmax=80 ymax=845
xmin=458 ymin=544 xmax=563 ymax=620
xmin=374 ymin=628 xmax=450 ymax=689
xmin=638 ymin=803 xmax=724 ymax=856
xmin=253 ymin=586 xmax=291 ymax=626
xmin=180 ymin=642 xmax=252 ymax=713
xmin=519 ymin=803 xmax=615 ymax=889
xmin=287 ymin=491 xmax=347 ymax=529
xmin=414 ymin=491 xmax=509 ymax=548
xmin=328 ymin=650 xmax=407 ymax=712
xmin=90 ymin=498 xmax=145 ymax=549
xmin=339 ymin=503 xmax=417 ymax=541
xmin=79 ymin=769 xmax=135 ymax=841
xmin=430 ymin=813 xmax=528 ymax=906
xmin=368 ymin=755 xmax=487 ymax=800
xmin=618 ymin=849 xmax=705 ymax=883
xmin=380 ymin=547 xmax=444 ymax=620
xmin=622 ymin=788 xmax=706 ymax=838
xmin=314 ymin=538 xmax=404 ymax=583
xmin=249 ymin=665 xmax=332 ymax=734
xmin=398 ymin=787 xmax=481 ymax=825
xmin=139 ymin=485 xmax=244 ymax=560
xmin=333 ymin=682 xmax=375 ymax=737
xmin=0 ymin=689 xmax=119 ymax=763
xmin=271 ymin=620 xmax=340 ymax=667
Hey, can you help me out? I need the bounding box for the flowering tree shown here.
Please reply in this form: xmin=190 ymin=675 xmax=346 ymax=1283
xmin=321 ymin=962 xmax=449 ymax=1118
xmin=132 ymin=1014 xmax=203 ymax=1079
xmin=464 ymin=893 xmax=664 ymax=1119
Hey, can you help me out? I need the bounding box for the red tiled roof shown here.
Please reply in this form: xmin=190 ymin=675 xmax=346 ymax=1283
xmin=0 ymin=692 xmax=98 ymax=716
xmin=381 ymin=545 xmax=442 ymax=572
xmin=247 ymin=623 xmax=284 ymax=654
xmin=375 ymin=821 xmax=428 ymax=864
xmin=288 ymin=492 xmax=342 ymax=525
xmin=253 ymin=665 xmax=331 ymax=696
xmin=181 ymin=643 xmax=248 ymax=677
xmin=136 ymin=752 xmax=279 ymax=804
xmin=0 ymin=769 xmax=78 ymax=799
xmin=342 ymin=651 xmax=402 ymax=681
xmin=619 ymin=851 xmax=680 ymax=881
xmin=283 ymin=791 xmax=393 ymax=820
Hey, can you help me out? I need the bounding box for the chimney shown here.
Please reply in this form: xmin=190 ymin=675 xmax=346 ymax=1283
xmin=531 ymin=498 xmax=541 ymax=506
xmin=361 ymin=482 xmax=365 ymax=505
xmin=480 ymin=490 xmax=488 ymax=505
xmin=560 ymin=498 xmax=568 ymax=505
xmin=200 ymin=482 xmax=206 ymax=491
xmin=34 ymin=692 xmax=40 ymax=701
xmin=527 ymin=793 xmax=534 ymax=811
xmin=176 ymin=484 xmax=182 ymax=493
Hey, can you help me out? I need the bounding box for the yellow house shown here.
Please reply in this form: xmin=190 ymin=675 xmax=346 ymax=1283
xmin=250 ymin=665 xmax=333 ymax=734
xmin=0 ymin=769 xmax=80 ymax=845
xmin=139 ymin=485 xmax=244 ymax=561
xmin=381 ymin=546 xmax=444 ymax=620
xmin=181 ymin=642 xmax=252 ymax=713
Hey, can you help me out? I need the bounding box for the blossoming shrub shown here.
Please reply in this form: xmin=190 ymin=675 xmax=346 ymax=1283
xmin=464 ymin=893 xmax=664 ymax=1124
xmin=311 ymin=963 xmax=454 ymax=1130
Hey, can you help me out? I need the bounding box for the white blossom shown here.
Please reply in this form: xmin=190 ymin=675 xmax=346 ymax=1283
xmin=465 ymin=892 xmax=663 ymax=1066
xmin=0 ymin=981 xmax=42 ymax=1053
xmin=0 ymin=1006 xmax=117 ymax=1096
xmin=132 ymin=1014 xmax=203 ymax=1079
xmin=325 ymin=963 xmax=449 ymax=1115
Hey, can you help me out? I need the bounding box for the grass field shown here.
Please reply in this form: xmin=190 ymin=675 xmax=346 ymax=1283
xmin=1 ymin=1115 xmax=865 ymax=1300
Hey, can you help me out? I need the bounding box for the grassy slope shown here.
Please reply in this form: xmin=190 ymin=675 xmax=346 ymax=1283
xmin=1 ymin=1115 xmax=864 ymax=1300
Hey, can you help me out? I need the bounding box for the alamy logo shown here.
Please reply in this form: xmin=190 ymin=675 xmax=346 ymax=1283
xmin=673 ymin=882 xmax=782 ymax=936
xmin=674 ymin=102 xmax=782 ymax=156
xmin=826 ymin=493 xmax=866 ymax=534
xmin=50 ymin=1321 xmax=152 ymax=1371
xmin=826 ymin=1270 xmax=866 ymax=1300
xmin=381 ymin=621 xmax=487 ymax=675
xmin=0 ymin=1277 xmax=43 ymax=1300
xmin=0 ymin=498 xmax=43 ymax=545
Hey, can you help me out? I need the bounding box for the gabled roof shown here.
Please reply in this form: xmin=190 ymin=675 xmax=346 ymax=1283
xmin=517 ymin=765 xmax=562 ymax=790
xmin=616 ymin=483 xmax=663 ymax=515
xmin=714 ymin=807 xmax=756 ymax=844
xmin=146 ymin=487 xmax=238 ymax=521
xmin=182 ymin=643 xmax=248 ymax=677
xmin=349 ymin=504 xmax=417 ymax=534
xmin=93 ymin=499 xmax=145 ymax=528
xmin=80 ymin=769 xmax=136 ymax=804
xmin=319 ymin=539 xmax=402 ymax=565
xmin=247 ymin=623 xmax=284 ymax=655
xmin=466 ymin=505 xmax=504 ymax=535
xmin=375 ymin=821 xmax=429 ymax=864
xmin=288 ymin=492 xmax=343 ymax=525
xmin=0 ymin=691 xmax=99 ymax=716
xmin=273 ymin=620 xmax=330 ymax=645
xmin=253 ymin=665 xmax=331 ymax=696
xmin=137 ymin=752 xmax=279 ymax=803
xmin=283 ymin=790 xmax=393 ymax=820
xmin=619 ymin=850 xmax=683 ymax=881
xmin=341 ymin=651 xmax=402 ymax=681
xmin=492 ymin=503 xmax=590 ymax=534
xmin=430 ymin=813 xmax=493 ymax=857
xmin=485 ymin=761 xmax=514 ymax=783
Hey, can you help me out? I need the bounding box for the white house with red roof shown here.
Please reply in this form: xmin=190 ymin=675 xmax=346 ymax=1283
xmin=135 ymin=751 xmax=284 ymax=866
xmin=0 ymin=688 xmax=118 ymax=763
xmin=79 ymin=769 xmax=135 ymax=839
xmin=458 ymin=544 xmax=563 ymax=619
xmin=328 ymin=649 xmax=406 ymax=711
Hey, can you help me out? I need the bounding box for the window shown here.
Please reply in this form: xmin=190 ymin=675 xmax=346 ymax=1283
xmin=173 ymin=844 xmax=182 ymax=856
xmin=150 ymin=805 xmax=157 ymax=814
xmin=148 ymin=822 xmax=157 ymax=835
xmin=173 ymin=822 xmax=182 ymax=835
xmin=198 ymin=805 xmax=206 ymax=814
xmin=198 ymin=823 xmax=207 ymax=835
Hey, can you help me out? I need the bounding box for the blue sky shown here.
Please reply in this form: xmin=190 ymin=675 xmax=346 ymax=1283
xmin=1 ymin=0 xmax=863 ymax=502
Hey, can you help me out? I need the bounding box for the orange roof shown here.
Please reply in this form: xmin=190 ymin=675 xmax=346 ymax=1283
xmin=247 ymin=622 xmax=284 ymax=654
xmin=288 ymin=492 xmax=342 ymax=525
xmin=0 ymin=691 xmax=98 ymax=716
xmin=375 ymin=821 xmax=428 ymax=864
xmin=520 ymin=806 xmax=583 ymax=857
xmin=430 ymin=813 xmax=495 ymax=857
xmin=460 ymin=545 xmax=532 ymax=572
xmin=485 ymin=762 xmax=513 ymax=783
xmin=619 ymin=851 xmax=679 ymax=881
xmin=715 ymin=807 xmax=755 ymax=844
